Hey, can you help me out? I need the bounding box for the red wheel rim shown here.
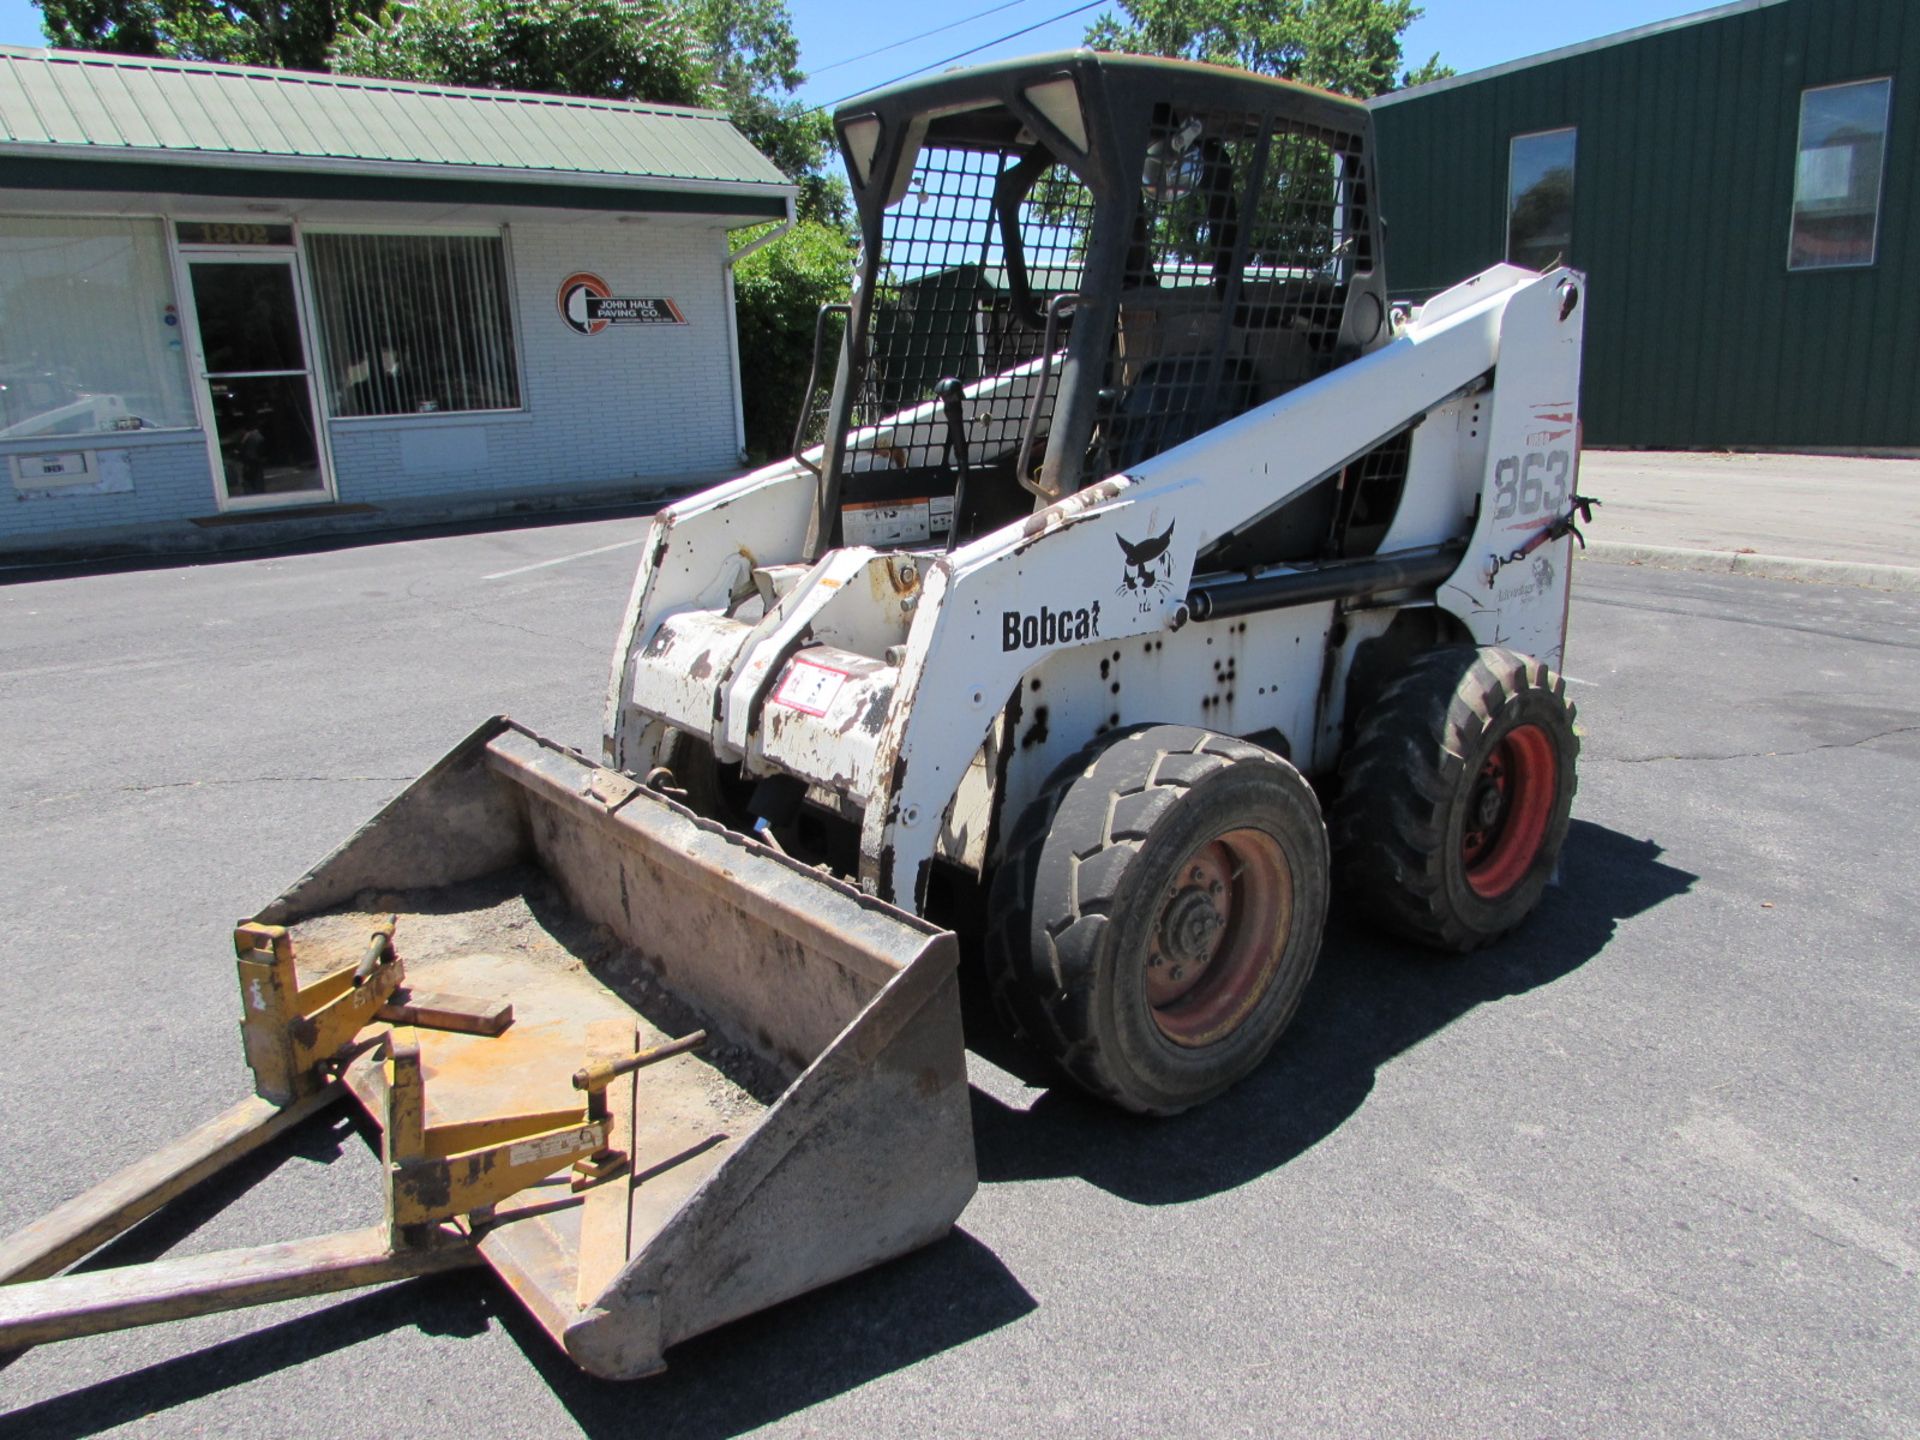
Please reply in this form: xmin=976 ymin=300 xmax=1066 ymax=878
xmin=1145 ymin=828 xmax=1291 ymax=1047
xmin=1461 ymin=723 xmax=1558 ymax=899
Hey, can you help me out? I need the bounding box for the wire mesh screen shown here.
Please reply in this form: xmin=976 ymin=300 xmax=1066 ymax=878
xmin=851 ymin=144 xmax=1095 ymax=468
xmin=1098 ymin=108 xmax=1365 ymax=478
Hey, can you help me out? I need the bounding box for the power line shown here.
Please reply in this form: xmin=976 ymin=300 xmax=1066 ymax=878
xmin=809 ymin=0 xmax=1039 ymax=79
xmin=823 ymin=0 xmax=1109 ymax=111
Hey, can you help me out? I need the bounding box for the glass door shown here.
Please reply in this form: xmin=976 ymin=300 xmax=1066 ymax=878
xmin=185 ymin=254 xmax=332 ymax=508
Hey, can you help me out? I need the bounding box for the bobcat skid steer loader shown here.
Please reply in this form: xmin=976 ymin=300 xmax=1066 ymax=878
xmin=0 ymin=51 xmax=1591 ymax=1384
xmin=607 ymin=51 xmax=1593 ymax=1116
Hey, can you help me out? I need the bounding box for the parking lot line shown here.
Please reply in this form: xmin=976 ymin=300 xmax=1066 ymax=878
xmin=483 ymin=537 xmax=648 ymax=581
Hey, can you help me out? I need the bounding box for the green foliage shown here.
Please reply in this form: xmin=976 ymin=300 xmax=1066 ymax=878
xmin=37 ymin=0 xmax=382 ymax=69
xmin=694 ymin=0 xmax=844 ymax=226
xmin=730 ymin=220 xmax=855 ymax=461
xmin=1086 ymin=0 xmax=1451 ymax=98
xmin=329 ymin=0 xmax=706 ymax=104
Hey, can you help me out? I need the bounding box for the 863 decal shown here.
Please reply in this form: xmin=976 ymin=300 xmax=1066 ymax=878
xmin=1492 ymin=448 xmax=1573 ymax=524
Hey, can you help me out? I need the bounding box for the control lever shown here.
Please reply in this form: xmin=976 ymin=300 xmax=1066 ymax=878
xmin=935 ymin=377 xmax=971 ymax=552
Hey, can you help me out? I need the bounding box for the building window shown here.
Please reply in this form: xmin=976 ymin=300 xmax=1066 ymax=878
xmin=0 ymin=215 xmax=196 ymax=438
xmin=1507 ymin=128 xmax=1576 ymax=271
xmin=305 ymin=231 xmax=522 ymax=417
xmin=1789 ymin=78 xmax=1892 ymax=270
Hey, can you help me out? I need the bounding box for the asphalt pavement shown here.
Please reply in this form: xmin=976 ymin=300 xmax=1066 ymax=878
xmin=0 ymin=518 xmax=1913 ymax=1438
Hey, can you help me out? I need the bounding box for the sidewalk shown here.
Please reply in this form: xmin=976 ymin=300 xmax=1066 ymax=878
xmin=1578 ymin=451 xmax=1920 ymax=589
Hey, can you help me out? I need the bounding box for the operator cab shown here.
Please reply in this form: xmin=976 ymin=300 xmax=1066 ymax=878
xmin=803 ymin=51 xmax=1402 ymax=566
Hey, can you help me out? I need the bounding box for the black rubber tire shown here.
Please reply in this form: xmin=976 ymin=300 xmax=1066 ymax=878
xmin=985 ymin=725 xmax=1329 ymax=1116
xmin=655 ymin=728 xmax=757 ymax=829
xmin=1330 ymin=645 xmax=1578 ymax=953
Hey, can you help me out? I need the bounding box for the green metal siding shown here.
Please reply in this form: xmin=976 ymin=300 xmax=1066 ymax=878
xmin=1371 ymin=0 xmax=1920 ymax=449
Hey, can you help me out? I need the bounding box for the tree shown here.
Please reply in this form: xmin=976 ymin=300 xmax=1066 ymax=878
xmin=730 ymin=219 xmax=856 ymax=461
xmin=1086 ymin=0 xmax=1449 ymax=98
xmin=329 ymin=0 xmax=707 ymax=105
xmin=694 ymin=0 xmax=843 ymax=226
xmin=37 ymin=0 xmax=381 ymax=69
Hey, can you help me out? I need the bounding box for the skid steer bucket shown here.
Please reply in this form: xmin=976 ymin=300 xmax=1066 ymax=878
xmin=0 ymin=717 xmax=975 ymax=1380
xmin=271 ymin=717 xmax=977 ymax=1378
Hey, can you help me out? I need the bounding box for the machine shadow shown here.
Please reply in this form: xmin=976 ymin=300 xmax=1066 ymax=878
xmin=499 ymin=1228 xmax=1035 ymax=1440
xmin=0 ymin=1273 xmax=489 ymax=1440
xmin=62 ymin=1108 xmax=367 ymax=1276
xmin=0 ymin=1232 xmax=1031 ymax=1440
xmin=967 ymin=818 xmax=1696 ymax=1203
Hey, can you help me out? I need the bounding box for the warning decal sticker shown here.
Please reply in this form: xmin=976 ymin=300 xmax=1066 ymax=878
xmin=772 ymin=657 xmax=852 ymax=716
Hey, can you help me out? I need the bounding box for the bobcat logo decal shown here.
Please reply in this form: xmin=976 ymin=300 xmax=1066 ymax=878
xmin=1117 ymin=521 xmax=1175 ymax=595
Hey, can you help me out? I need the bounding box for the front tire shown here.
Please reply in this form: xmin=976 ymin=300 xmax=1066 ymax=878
xmin=654 ymin=728 xmax=757 ymax=830
xmin=1330 ymin=645 xmax=1578 ymax=952
xmin=986 ymin=725 xmax=1329 ymax=1115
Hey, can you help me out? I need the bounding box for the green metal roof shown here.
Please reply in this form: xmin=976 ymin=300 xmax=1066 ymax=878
xmin=0 ymin=46 xmax=791 ymax=197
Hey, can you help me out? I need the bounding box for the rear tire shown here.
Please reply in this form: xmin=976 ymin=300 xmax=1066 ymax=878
xmin=986 ymin=725 xmax=1329 ymax=1115
xmin=1330 ymin=645 xmax=1578 ymax=952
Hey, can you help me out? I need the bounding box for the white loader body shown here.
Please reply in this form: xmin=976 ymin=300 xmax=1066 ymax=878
xmin=607 ymin=261 xmax=1586 ymax=911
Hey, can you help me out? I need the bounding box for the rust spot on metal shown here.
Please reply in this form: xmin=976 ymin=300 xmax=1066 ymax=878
xmin=688 ymin=649 xmax=716 ymax=681
xmin=397 ymin=1161 xmax=453 ymax=1213
xmin=1020 ymin=705 xmax=1050 ymax=751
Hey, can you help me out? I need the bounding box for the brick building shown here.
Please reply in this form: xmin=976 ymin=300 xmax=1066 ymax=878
xmin=0 ymin=47 xmax=793 ymax=552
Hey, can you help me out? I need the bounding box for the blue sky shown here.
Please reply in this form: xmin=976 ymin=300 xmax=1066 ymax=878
xmin=0 ymin=0 xmax=1695 ymax=106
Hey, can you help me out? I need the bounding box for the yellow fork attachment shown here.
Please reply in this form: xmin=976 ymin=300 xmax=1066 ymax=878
xmin=382 ymin=1025 xmax=707 ymax=1243
xmin=0 ymin=918 xmax=697 ymax=1361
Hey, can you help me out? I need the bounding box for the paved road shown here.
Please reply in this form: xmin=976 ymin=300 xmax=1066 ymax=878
xmin=1 ymin=524 xmax=1914 ymax=1439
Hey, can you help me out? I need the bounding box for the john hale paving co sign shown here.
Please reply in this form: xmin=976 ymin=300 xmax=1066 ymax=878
xmin=557 ymin=272 xmax=687 ymax=335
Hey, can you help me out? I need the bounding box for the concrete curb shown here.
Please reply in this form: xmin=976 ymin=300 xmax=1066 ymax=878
xmin=1584 ymin=540 xmax=1920 ymax=591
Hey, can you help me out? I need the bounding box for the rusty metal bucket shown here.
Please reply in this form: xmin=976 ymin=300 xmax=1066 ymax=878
xmin=240 ymin=716 xmax=976 ymax=1378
